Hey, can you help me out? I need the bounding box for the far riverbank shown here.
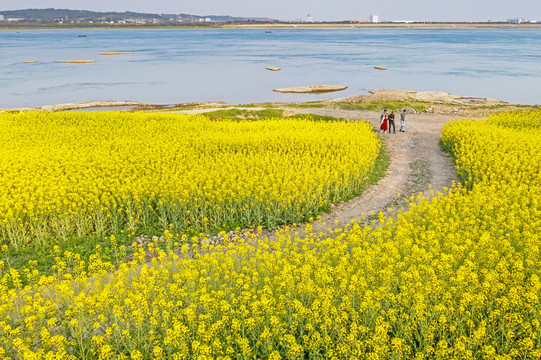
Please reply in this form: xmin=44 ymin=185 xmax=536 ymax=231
xmin=3 ymin=22 xmax=541 ymax=31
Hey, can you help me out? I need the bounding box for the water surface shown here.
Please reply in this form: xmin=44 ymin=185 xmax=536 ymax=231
xmin=1 ymin=28 xmax=540 ymax=108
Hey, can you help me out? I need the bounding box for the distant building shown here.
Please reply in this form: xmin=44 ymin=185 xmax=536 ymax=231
xmin=370 ymin=14 xmax=379 ymax=23
xmin=306 ymin=14 xmax=314 ymax=22
xmin=507 ymin=18 xmax=525 ymax=23
xmin=0 ymin=15 xmax=4 ymax=21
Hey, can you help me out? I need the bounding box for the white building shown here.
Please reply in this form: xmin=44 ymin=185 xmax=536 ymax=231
xmin=370 ymin=14 xmax=379 ymax=23
xmin=0 ymin=15 xmax=4 ymax=21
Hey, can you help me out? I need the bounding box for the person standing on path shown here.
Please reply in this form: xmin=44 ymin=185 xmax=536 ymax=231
xmin=380 ymin=109 xmax=388 ymax=134
xmin=400 ymin=109 xmax=406 ymax=132
xmin=388 ymin=111 xmax=396 ymax=133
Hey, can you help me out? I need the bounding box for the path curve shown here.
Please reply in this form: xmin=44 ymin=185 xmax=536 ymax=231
xmin=281 ymin=108 xmax=461 ymax=236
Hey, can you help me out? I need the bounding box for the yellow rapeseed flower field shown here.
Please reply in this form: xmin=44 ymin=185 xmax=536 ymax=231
xmin=1 ymin=110 xmax=540 ymax=359
xmin=0 ymin=111 xmax=380 ymax=247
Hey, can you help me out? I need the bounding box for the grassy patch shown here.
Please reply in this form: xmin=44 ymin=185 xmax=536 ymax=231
xmin=235 ymin=103 xmax=282 ymax=108
xmin=284 ymin=101 xmax=327 ymax=109
xmin=228 ymin=102 xmax=327 ymax=109
xmin=367 ymin=139 xmax=391 ymax=188
xmin=334 ymin=101 xmax=429 ymax=112
xmin=200 ymin=108 xmax=345 ymax=122
xmin=1 ymin=230 xmax=146 ymax=281
xmin=201 ymin=108 xmax=285 ymax=120
xmin=289 ymin=113 xmax=345 ymax=122
xmin=352 ymin=140 xmax=391 ymax=225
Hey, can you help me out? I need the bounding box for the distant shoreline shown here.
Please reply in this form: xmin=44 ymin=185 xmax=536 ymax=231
xmin=2 ymin=23 xmax=541 ymax=31
xmin=231 ymin=23 xmax=541 ymax=30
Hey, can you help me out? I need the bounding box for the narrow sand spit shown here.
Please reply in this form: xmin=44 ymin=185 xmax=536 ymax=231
xmin=55 ymin=60 xmax=96 ymax=64
xmin=99 ymin=52 xmax=134 ymax=55
xmin=35 ymin=101 xmax=141 ymax=112
xmin=273 ymin=85 xmax=348 ymax=94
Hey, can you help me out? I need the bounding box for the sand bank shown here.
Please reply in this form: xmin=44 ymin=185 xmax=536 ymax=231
xmin=55 ymin=60 xmax=96 ymax=64
xmin=99 ymin=52 xmax=134 ymax=55
xmin=327 ymin=89 xmax=506 ymax=105
xmin=273 ymin=85 xmax=348 ymax=94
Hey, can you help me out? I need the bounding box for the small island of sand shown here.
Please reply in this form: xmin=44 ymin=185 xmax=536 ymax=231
xmin=273 ymin=85 xmax=348 ymax=94
xmin=55 ymin=60 xmax=96 ymax=64
xmin=98 ymin=52 xmax=134 ymax=55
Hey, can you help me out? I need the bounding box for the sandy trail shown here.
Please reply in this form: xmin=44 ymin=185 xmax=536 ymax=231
xmin=279 ymin=108 xmax=461 ymax=236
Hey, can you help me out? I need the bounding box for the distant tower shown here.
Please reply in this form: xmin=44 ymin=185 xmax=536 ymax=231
xmin=306 ymin=14 xmax=314 ymax=22
xmin=370 ymin=14 xmax=379 ymax=23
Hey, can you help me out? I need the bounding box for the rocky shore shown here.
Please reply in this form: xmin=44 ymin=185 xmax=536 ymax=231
xmin=327 ymin=89 xmax=506 ymax=105
xmin=0 ymin=89 xmax=518 ymax=115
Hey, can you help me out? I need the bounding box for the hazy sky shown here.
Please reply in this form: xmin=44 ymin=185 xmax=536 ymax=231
xmin=1 ymin=0 xmax=540 ymax=22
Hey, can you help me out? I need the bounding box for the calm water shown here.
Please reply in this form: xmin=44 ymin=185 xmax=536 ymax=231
xmin=1 ymin=28 xmax=541 ymax=108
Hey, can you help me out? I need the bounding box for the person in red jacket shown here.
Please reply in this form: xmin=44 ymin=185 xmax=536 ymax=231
xmin=380 ymin=109 xmax=388 ymax=134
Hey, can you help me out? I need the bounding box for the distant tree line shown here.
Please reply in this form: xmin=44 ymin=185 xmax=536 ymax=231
xmin=0 ymin=8 xmax=275 ymax=24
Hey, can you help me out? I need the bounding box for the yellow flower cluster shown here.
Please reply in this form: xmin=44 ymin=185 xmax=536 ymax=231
xmin=0 ymin=112 xmax=380 ymax=247
xmin=1 ymin=110 xmax=540 ymax=359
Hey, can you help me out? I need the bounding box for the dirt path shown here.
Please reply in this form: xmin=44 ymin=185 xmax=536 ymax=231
xmin=280 ymin=108 xmax=461 ymax=236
